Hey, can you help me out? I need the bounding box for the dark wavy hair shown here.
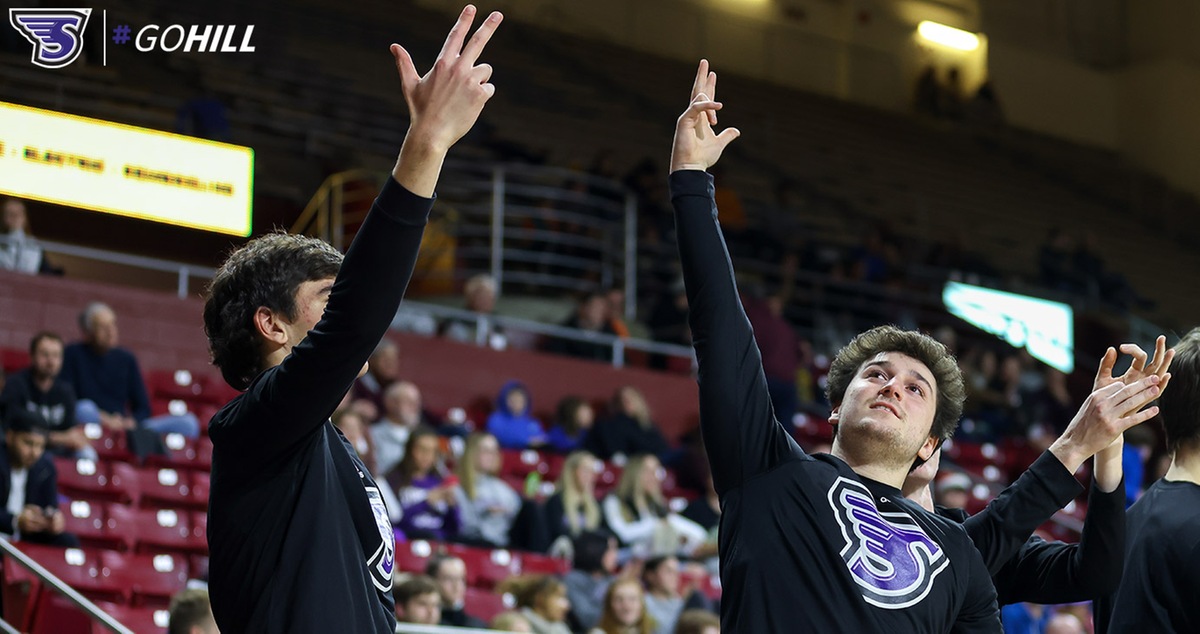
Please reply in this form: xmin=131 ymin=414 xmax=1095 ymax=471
xmin=1162 ymin=327 xmax=1200 ymax=453
xmin=825 ymin=325 xmax=965 ymax=441
xmin=203 ymin=232 xmax=343 ymax=390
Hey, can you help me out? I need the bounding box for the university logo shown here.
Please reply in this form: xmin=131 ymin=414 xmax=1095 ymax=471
xmin=9 ymin=8 xmax=91 ymax=69
xmin=828 ymin=477 xmax=948 ymax=609
xmin=365 ymin=486 xmax=395 ymax=592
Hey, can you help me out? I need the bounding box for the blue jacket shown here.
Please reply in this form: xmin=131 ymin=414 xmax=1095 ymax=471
xmin=486 ymin=381 xmax=545 ymax=449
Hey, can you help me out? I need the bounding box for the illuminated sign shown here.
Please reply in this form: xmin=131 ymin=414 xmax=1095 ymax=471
xmin=0 ymin=101 xmax=253 ymax=236
xmin=943 ymin=281 xmax=1074 ymax=372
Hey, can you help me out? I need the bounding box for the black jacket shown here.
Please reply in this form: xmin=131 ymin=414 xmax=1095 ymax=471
xmin=0 ymin=443 xmax=60 ymax=535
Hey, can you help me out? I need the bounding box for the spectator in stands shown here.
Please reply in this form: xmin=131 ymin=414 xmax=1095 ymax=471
xmin=453 ymin=431 xmax=522 ymax=547
xmin=332 ymin=408 xmax=376 ymax=476
xmin=1 ymin=332 xmax=93 ymax=459
xmin=487 ymin=381 xmax=547 ymax=449
xmin=441 ymin=273 xmax=507 ymax=349
xmin=545 ymin=292 xmax=617 ymax=362
xmin=602 ymin=454 xmax=706 ymax=559
xmin=491 ymin=611 xmax=534 ymax=632
xmin=743 ymin=287 xmax=800 ymax=427
xmin=546 ymin=396 xmax=594 ymax=455
xmin=564 ymin=530 xmax=618 ymax=631
xmin=168 ymin=588 xmax=219 ymax=634
xmin=351 ymin=339 xmax=400 ymax=416
xmin=586 ymin=387 xmax=669 ymax=462
xmin=62 ymin=302 xmax=200 ymax=438
xmin=385 ymin=426 xmax=459 ymax=540
xmin=642 ymin=555 xmax=710 ymax=634
xmin=0 ymin=198 xmax=44 ymax=274
xmin=503 ymin=575 xmax=572 ymax=634
xmin=395 ymin=575 xmax=442 ymax=626
xmin=544 ymin=451 xmax=604 ymax=549
xmin=934 ymin=472 xmax=972 ymax=510
xmin=426 ymin=554 xmax=487 ymax=628
xmin=672 ymin=610 xmax=719 ymax=634
xmin=605 ymin=286 xmax=631 ymax=339
xmin=591 ymin=576 xmax=655 ymax=634
xmin=371 ymin=380 xmax=426 ymax=476
xmin=0 ymin=409 xmax=78 ymax=547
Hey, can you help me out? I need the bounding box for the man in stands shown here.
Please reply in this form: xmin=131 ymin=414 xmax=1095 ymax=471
xmin=351 ymin=338 xmax=401 ymax=416
xmin=61 ymin=301 xmax=199 ymax=438
xmin=1098 ymin=327 xmax=1200 ymax=633
xmin=441 ymin=273 xmax=507 ymax=349
xmin=426 ymin=554 xmax=488 ymax=628
xmin=201 ymin=7 xmax=503 ymax=633
xmin=670 ymin=59 xmax=1163 ymax=631
xmin=1 ymin=332 xmax=93 ymax=459
xmin=168 ymin=588 xmax=220 ymax=634
xmin=0 ymin=409 xmax=78 ymax=547
xmin=372 ymin=380 xmax=427 ymax=475
xmin=395 ymin=575 xmax=443 ymax=625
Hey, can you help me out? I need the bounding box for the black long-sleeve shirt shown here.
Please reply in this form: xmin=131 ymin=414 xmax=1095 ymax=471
xmin=207 ymin=177 xmax=431 ymax=634
xmin=938 ymin=451 xmax=1124 ymax=605
xmin=671 ymin=170 xmax=1000 ymax=633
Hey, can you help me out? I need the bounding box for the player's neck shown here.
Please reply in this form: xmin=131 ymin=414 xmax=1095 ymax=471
xmin=1165 ymin=447 xmax=1200 ymax=485
xmin=831 ymin=443 xmax=907 ymax=489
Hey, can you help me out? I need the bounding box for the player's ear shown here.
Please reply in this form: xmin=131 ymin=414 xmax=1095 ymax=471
xmin=254 ymin=306 xmax=289 ymax=346
xmin=828 ymin=404 xmax=840 ymax=424
xmin=917 ymin=436 xmax=939 ymax=462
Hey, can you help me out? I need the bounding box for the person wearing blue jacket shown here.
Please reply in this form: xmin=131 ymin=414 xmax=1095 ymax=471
xmin=486 ymin=380 xmax=546 ymax=449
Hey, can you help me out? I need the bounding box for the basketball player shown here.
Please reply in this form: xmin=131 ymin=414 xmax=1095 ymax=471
xmin=669 ymin=59 xmax=1164 ymax=631
xmin=905 ymin=338 xmax=1173 ymax=606
xmin=201 ymin=7 xmax=502 ymax=633
xmin=1098 ymin=327 xmax=1200 ymax=633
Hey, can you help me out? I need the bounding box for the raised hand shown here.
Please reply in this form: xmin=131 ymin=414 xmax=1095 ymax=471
xmin=1094 ymin=335 xmax=1174 ymax=402
xmin=670 ymin=59 xmax=740 ymax=173
xmin=390 ymin=5 xmax=502 ymax=196
xmin=1049 ymin=374 xmax=1163 ymax=474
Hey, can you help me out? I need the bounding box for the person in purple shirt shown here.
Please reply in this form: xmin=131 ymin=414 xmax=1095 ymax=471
xmin=385 ymin=426 xmax=459 ymax=541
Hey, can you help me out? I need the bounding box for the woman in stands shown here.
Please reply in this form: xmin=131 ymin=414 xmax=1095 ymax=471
xmin=586 ymin=387 xmax=669 ymax=461
xmin=590 ymin=577 xmax=656 ymax=634
xmin=543 ymin=450 xmax=605 ymax=551
xmin=384 ymin=426 xmax=460 ymax=541
xmin=601 ymin=454 xmax=706 ymax=560
xmin=546 ymin=395 xmax=595 ymax=454
xmin=502 ymin=575 xmax=573 ymax=634
xmin=452 ymin=431 xmax=522 ymax=547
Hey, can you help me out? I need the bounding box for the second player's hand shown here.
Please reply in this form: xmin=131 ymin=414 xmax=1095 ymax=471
xmin=670 ymin=59 xmax=740 ymax=173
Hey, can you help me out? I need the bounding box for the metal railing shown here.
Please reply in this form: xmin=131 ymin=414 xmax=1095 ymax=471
xmin=395 ymin=300 xmax=695 ymax=370
xmin=0 ymin=538 xmax=134 ymax=634
xmin=293 ymin=162 xmax=640 ymax=320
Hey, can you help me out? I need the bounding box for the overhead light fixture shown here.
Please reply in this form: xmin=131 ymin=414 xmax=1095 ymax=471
xmin=917 ymin=20 xmax=980 ymax=51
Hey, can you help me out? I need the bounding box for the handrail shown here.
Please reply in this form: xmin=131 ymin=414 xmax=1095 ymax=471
xmin=395 ymin=300 xmax=695 ymax=369
xmin=0 ymin=617 xmax=20 ymax=634
xmin=0 ymin=537 xmax=134 ymax=634
xmin=0 ymin=234 xmax=215 ymax=299
xmin=396 ymin=623 xmax=503 ymax=634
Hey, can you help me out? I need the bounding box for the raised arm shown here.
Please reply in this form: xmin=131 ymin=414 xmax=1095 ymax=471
xmin=254 ymin=7 xmax=501 ymax=443
xmin=670 ymin=60 xmax=799 ymax=496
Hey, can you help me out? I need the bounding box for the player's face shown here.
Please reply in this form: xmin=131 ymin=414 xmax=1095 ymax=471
xmin=288 ymin=277 xmax=368 ymax=378
xmin=832 ymin=352 xmax=939 ymax=464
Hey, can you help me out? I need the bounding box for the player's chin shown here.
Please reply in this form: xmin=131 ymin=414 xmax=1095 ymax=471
xmin=358 ymin=361 xmax=370 ymax=379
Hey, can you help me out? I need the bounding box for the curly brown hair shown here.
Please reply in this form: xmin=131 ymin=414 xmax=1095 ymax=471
xmin=824 ymin=325 xmax=964 ymax=441
xmin=203 ymin=232 xmax=343 ymax=390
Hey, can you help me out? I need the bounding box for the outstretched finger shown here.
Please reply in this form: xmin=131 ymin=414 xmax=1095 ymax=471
xmin=1120 ymin=343 xmax=1148 ymax=373
xmin=1149 ymin=336 xmax=1174 ymax=377
xmin=1118 ymin=404 xmax=1160 ymax=432
xmin=391 ymin=44 xmax=420 ymax=97
xmin=461 ymin=11 xmax=503 ymax=65
xmin=706 ymin=71 xmax=718 ymax=125
xmin=1113 ymin=375 xmax=1162 ymax=415
xmin=439 ymin=5 xmax=477 ymax=59
xmin=1094 ymin=347 xmax=1116 ymax=388
xmin=691 ymin=59 xmax=710 ymax=101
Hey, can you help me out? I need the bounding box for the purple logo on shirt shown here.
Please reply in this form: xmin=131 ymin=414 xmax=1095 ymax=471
xmin=828 ymin=477 xmax=948 ymax=609
xmin=365 ymin=486 xmax=395 ymax=592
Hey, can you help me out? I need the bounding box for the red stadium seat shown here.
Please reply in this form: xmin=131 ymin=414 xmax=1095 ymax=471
xmin=61 ymin=499 xmax=121 ymax=551
xmin=30 ymin=592 xmax=99 ymax=634
xmin=519 ymin=552 xmax=570 ymax=576
xmin=132 ymin=508 xmax=205 ymax=555
xmin=462 ymin=586 xmax=511 ymax=623
xmin=85 ymin=424 xmax=135 ymax=464
xmin=395 ymin=540 xmax=436 ymax=575
xmin=0 ymin=347 xmax=30 ymax=374
xmin=101 ymin=551 xmax=188 ymax=608
xmin=92 ymin=601 xmax=170 ymax=634
xmin=446 ymin=545 xmax=520 ymax=589
xmin=9 ymin=544 xmax=126 ymax=605
xmin=54 ymin=457 xmax=120 ymax=504
xmin=134 ymin=467 xmax=204 ymax=510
